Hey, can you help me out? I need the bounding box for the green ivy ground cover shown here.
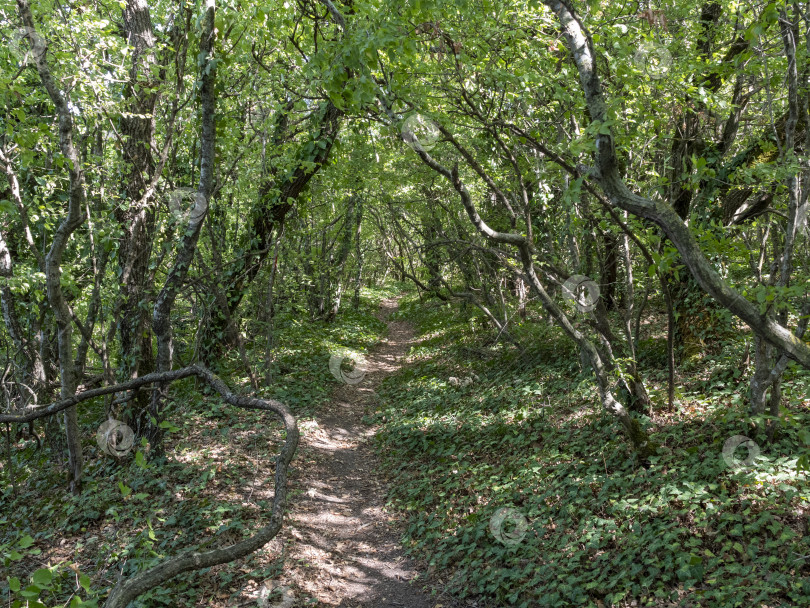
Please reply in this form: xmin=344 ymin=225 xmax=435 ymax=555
xmin=373 ymin=296 xmax=810 ymax=608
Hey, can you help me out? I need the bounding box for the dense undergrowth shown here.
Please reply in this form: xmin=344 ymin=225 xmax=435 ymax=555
xmin=372 ymin=294 xmax=810 ymax=608
xmin=0 ymin=286 xmax=395 ymax=607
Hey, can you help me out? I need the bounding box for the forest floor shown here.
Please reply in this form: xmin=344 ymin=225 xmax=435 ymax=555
xmin=269 ymin=298 xmax=443 ymax=608
xmin=4 ymin=290 xmax=810 ymax=607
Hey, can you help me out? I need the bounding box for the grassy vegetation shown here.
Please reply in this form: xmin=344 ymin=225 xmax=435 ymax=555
xmin=373 ymin=295 xmax=810 ymax=608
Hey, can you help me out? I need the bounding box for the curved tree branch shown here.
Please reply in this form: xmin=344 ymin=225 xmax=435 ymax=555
xmin=543 ymin=0 xmax=810 ymax=369
xmin=0 ymin=363 xmax=298 ymax=608
xmin=408 ymin=142 xmax=654 ymax=455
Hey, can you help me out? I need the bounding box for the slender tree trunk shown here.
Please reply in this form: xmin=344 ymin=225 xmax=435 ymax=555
xmin=600 ymin=232 xmax=618 ymax=310
xmin=19 ymin=0 xmax=88 ymax=491
xmin=149 ymin=0 xmax=217 ymax=454
xmin=201 ymin=102 xmax=344 ymax=358
xmin=352 ymin=241 xmax=363 ymax=309
xmin=264 ymin=226 xmax=284 ymax=385
xmin=0 ymin=148 xmax=50 ymax=446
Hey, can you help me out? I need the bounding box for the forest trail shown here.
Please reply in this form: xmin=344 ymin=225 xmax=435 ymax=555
xmin=276 ymin=299 xmax=439 ymax=607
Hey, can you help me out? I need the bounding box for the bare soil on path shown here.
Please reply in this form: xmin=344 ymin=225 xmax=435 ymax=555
xmin=273 ymin=299 xmax=450 ymax=608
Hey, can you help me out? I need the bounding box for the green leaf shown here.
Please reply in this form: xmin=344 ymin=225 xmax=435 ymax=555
xmin=158 ymin=421 xmax=180 ymax=433
xmin=20 ymin=584 xmax=41 ymax=599
xmin=135 ymin=450 xmax=148 ymax=468
xmin=32 ymin=569 xmax=52 ymax=586
xmin=118 ymin=481 xmax=132 ymax=498
xmin=8 ymin=576 xmax=21 ymax=592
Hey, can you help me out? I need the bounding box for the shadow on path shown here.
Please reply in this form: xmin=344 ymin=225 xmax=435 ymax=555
xmin=278 ymin=299 xmax=439 ymax=608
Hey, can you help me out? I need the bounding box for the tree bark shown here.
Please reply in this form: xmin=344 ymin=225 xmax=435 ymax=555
xmin=117 ymin=0 xmax=160 ymax=427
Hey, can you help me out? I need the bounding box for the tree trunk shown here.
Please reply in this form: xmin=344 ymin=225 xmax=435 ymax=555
xmin=201 ymin=101 xmax=344 ymax=358
xmin=149 ymin=0 xmax=217 ymax=454
xmin=600 ymin=232 xmax=618 ymax=310
xmin=117 ymin=0 xmax=160 ymax=432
